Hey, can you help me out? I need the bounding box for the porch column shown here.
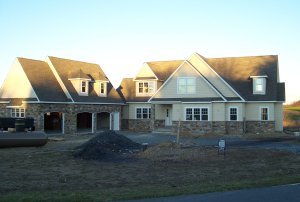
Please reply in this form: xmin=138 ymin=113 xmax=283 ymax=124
xmin=92 ymin=113 xmax=95 ymax=134
xmin=62 ymin=113 xmax=65 ymax=134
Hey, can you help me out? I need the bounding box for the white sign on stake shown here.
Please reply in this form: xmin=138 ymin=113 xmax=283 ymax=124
xmin=218 ymin=139 xmax=226 ymax=155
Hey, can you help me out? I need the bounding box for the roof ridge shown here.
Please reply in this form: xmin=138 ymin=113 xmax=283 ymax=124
xmin=205 ymin=54 xmax=278 ymax=60
xmin=17 ymin=57 xmax=45 ymax=62
xmin=47 ymin=56 xmax=100 ymax=66
xmin=146 ymin=59 xmax=184 ymax=63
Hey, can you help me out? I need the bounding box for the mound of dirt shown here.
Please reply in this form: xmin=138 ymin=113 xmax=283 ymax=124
xmin=73 ymin=131 xmax=142 ymax=161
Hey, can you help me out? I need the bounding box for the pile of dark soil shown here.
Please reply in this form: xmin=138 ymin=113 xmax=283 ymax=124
xmin=73 ymin=131 xmax=143 ymax=161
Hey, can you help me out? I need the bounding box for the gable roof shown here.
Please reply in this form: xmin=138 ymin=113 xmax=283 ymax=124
xmin=146 ymin=60 xmax=183 ymax=81
xmin=202 ymin=55 xmax=283 ymax=101
xmin=118 ymin=61 xmax=184 ymax=102
xmin=119 ymin=53 xmax=285 ymax=103
xmin=149 ymin=61 xmax=227 ymax=102
xmin=17 ymin=57 xmax=70 ymax=102
xmin=47 ymin=56 xmax=123 ymax=103
xmin=116 ymin=78 xmax=150 ymax=102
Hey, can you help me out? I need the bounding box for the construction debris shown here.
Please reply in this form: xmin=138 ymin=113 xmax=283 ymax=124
xmin=73 ymin=131 xmax=142 ymax=161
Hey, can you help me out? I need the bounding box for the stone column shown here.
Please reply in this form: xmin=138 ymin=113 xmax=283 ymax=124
xmin=62 ymin=113 xmax=65 ymax=134
xmin=64 ymin=113 xmax=76 ymax=135
xmin=150 ymin=104 xmax=155 ymax=131
xmin=110 ymin=112 xmax=113 ymax=130
xmin=92 ymin=113 xmax=95 ymax=133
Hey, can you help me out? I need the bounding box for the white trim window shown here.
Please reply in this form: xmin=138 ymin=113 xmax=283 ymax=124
xmin=185 ymin=108 xmax=208 ymax=121
xmin=99 ymin=82 xmax=107 ymax=96
xmin=81 ymin=80 xmax=88 ymax=94
xmin=253 ymin=77 xmax=266 ymax=94
xmin=229 ymin=107 xmax=238 ymax=121
xmin=11 ymin=108 xmax=25 ymax=118
xmin=177 ymin=77 xmax=196 ymax=94
xmin=260 ymin=107 xmax=269 ymax=121
xmin=137 ymin=81 xmax=155 ymax=96
xmin=136 ymin=107 xmax=151 ymax=119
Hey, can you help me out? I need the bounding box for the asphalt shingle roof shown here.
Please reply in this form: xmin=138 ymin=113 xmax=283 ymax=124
xmin=147 ymin=60 xmax=183 ymax=81
xmin=118 ymin=54 xmax=285 ymax=103
xmin=18 ymin=58 xmax=69 ymax=102
xmin=117 ymin=61 xmax=184 ymax=102
xmin=203 ymin=55 xmax=284 ymax=101
xmin=47 ymin=56 xmax=123 ymax=103
xmin=117 ymin=78 xmax=149 ymax=102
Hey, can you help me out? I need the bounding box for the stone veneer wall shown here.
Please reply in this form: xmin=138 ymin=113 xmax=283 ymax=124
xmin=170 ymin=121 xmax=275 ymax=135
xmin=154 ymin=120 xmax=165 ymax=129
xmin=0 ymin=104 xmax=8 ymax=117
xmin=225 ymin=121 xmax=244 ymax=134
xmin=121 ymin=119 xmax=129 ymax=130
xmin=212 ymin=121 xmax=226 ymax=134
xmin=128 ymin=119 xmax=152 ymax=132
xmin=246 ymin=121 xmax=275 ymax=133
xmin=172 ymin=121 xmax=213 ymax=135
xmin=0 ymin=103 xmax=121 ymax=134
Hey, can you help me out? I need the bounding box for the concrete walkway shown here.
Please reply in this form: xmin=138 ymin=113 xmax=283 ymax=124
xmin=122 ymin=183 xmax=300 ymax=202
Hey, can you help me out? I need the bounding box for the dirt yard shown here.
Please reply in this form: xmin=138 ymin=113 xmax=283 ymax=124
xmin=1 ymin=134 xmax=300 ymax=201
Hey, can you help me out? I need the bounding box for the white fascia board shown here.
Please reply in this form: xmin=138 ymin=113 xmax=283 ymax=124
xmin=6 ymin=106 xmax=23 ymax=108
xmin=250 ymin=75 xmax=268 ymax=78
xmin=16 ymin=59 xmax=41 ymax=102
xmin=68 ymin=78 xmax=92 ymax=81
xmin=0 ymin=101 xmax=10 ymax=104
xmin=193 ymin=53 xmax=245 ymax=102
xmin=45 ymin=57 xmax=74 ymax=102
xmin=148 ymin=60 xmax=186 ymax=102
xmin=185 ymin=61 xmax=227 ymax=101
xmin=227 ymin=100 xmax=246 ymax=103
xmin=95 ymin=80 xmax=109 ymax=83
xmin=246 ymin=101 xmax=279 ymax=103
xmin=133 ymin=78 xmax=158 ymax=81
xmin=148 ymin=60 xmax=227 ymax=102
xmin=150 ymin=101 xmax=181 ymax=104
xmin=133 ymin=62 xmax=159 ymax=80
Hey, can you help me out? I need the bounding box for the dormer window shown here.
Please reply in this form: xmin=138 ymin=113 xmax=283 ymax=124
xmin=136 ymin=81 xmax=155 ymax=96
xmin=250 ymin=76 xmax=268 ymax=95
xmin=81 ymin=81 xmax=87 ymax=93
xmin=99 ymin=82 xmax=107 ymax=96
xmin=93 ymin=80 xmax=108 ymax=97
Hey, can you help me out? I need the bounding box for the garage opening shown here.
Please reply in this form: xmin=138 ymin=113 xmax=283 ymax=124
xmin=77 ymin=112 xmax=92 ymax=133
xmin=97 ymin=112 xmax=110 ymax=131
xmin=44 ymin=112 xmax=63 ymax=134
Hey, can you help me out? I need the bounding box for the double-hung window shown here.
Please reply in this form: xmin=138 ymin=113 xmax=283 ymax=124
xmin=99 ymin=82 xmax=107 ymax=96
xmin=185 ymin=108 xmax=208 ymax=121
xmin=137 ymin=81 xmax=155 ymax=95
xmin=260 ymin=107 xmax=269 ymax=121
xmin=178 ymin=77 xmax=196 ymax=94
xmin=201 ymin=108 xmax=208 ymax=121
xmin=251 ymin=76 xmax=267 ymax=95
xmin=229 ymin=107 xmax=238 ymax=121
xmin=11 ymin=108 xmax=25 ymax=118
xmin=136 ymin=108 xmax=151 ymax=119
xmin=81 ymin=81 xmax=87 ymax=93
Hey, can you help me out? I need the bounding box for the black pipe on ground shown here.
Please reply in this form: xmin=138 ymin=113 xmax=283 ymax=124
xmin=0 ymin=132 xmax=48 ymax=148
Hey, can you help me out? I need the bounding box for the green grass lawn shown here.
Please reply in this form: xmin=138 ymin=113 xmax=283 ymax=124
xmin=284 ymin=106 xmax=300 ymax=111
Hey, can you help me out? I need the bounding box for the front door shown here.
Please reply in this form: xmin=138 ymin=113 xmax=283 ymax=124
xmin=165 ymin=108 xmax=172 ymax=126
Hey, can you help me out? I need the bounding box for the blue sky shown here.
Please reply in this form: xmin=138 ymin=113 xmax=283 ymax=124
xmin=0 ymin=0 xmax=299 ymax=103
